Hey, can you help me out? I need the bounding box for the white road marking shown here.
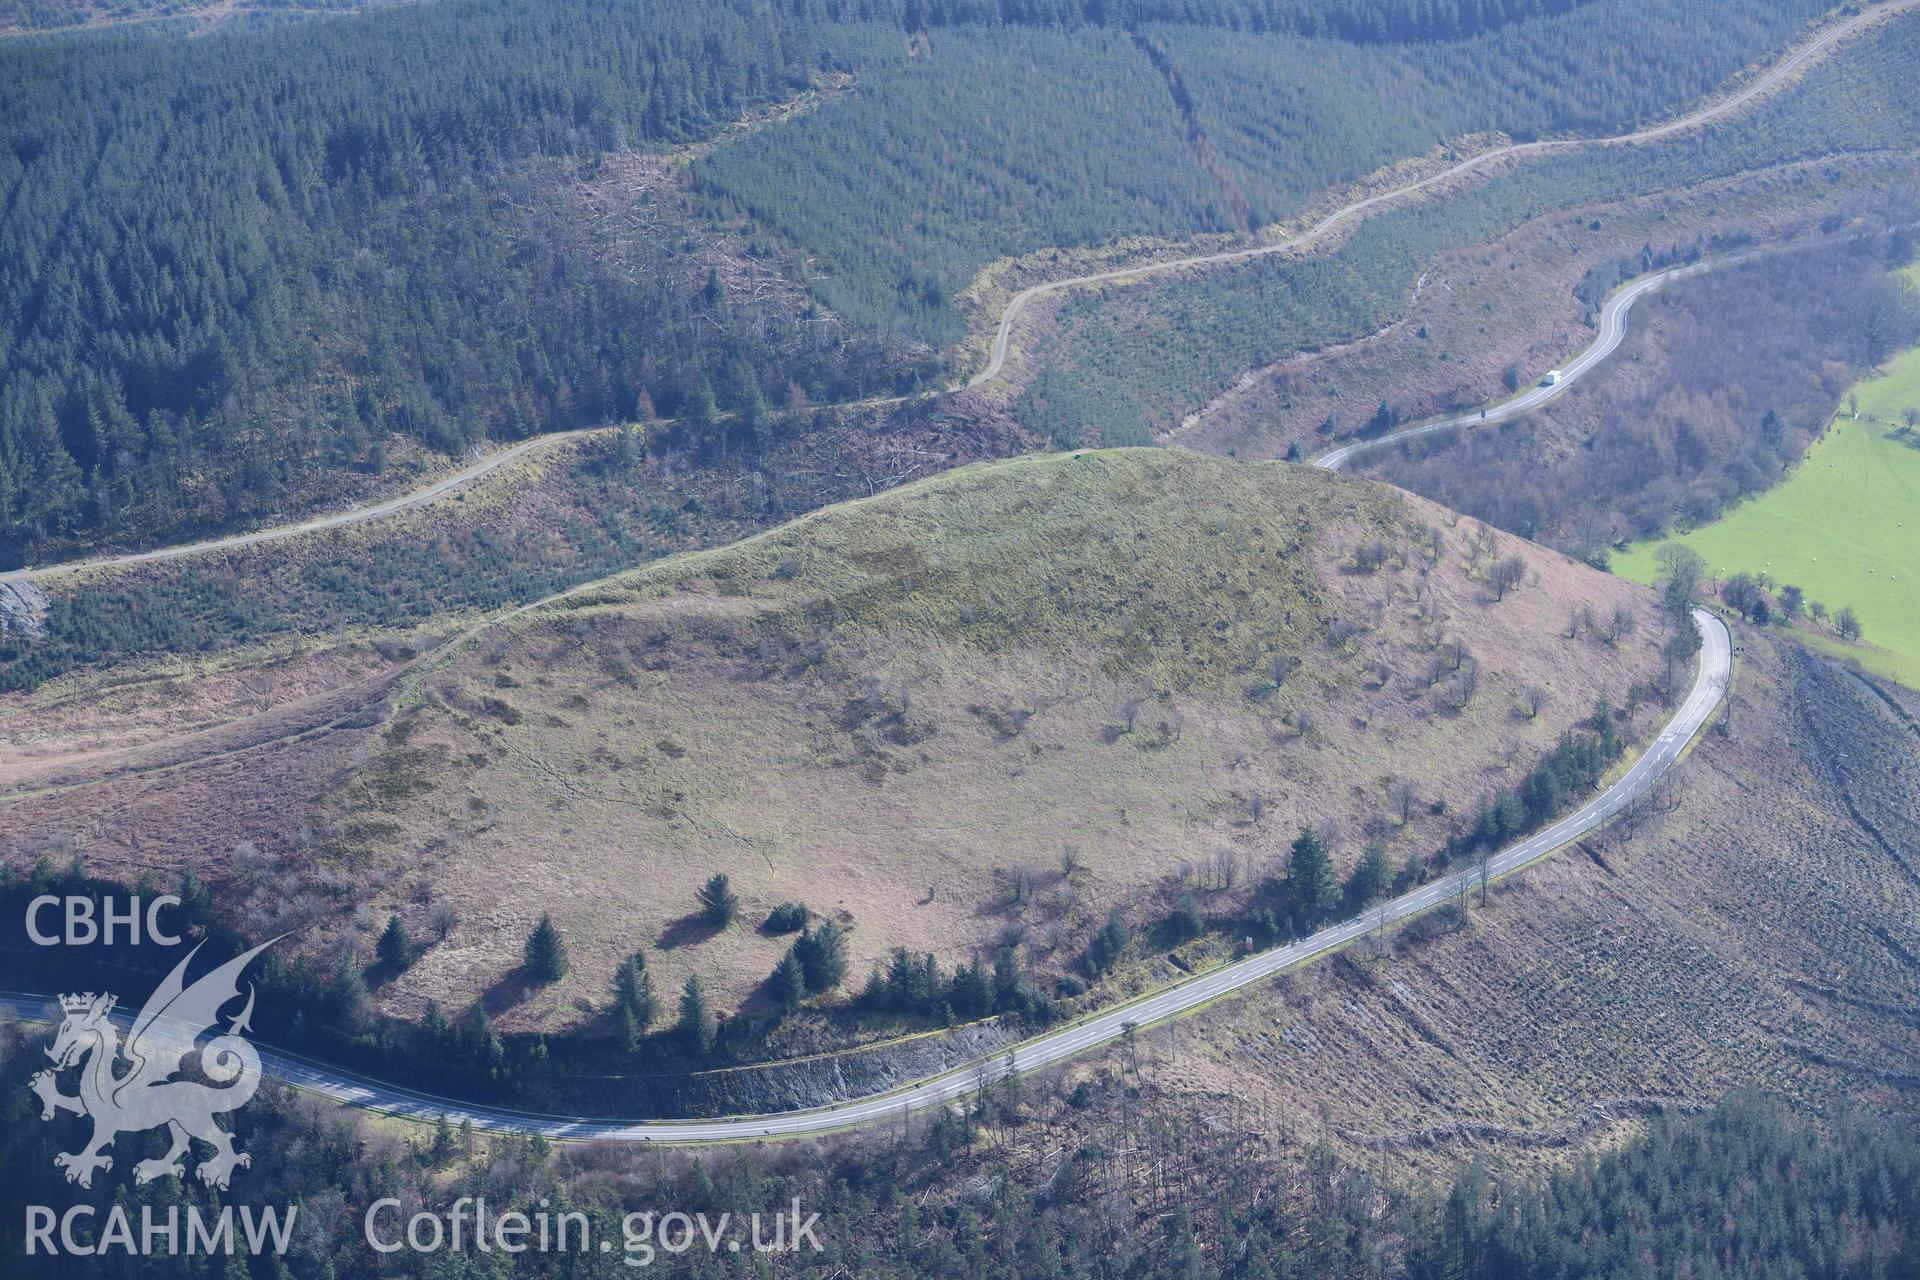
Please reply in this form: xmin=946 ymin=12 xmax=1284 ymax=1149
xmin=0 ymin=616 xmax=1732 ymax=1142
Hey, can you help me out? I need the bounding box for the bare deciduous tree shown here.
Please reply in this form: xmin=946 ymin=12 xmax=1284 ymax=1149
xmin=1601 ymin=604 xmax=1639 ymax=645
xmin=1387 ymin=778 xmax=1418 ymax=825
xmin=1654 ymin=544 xmax=1706 ymax=611
xmin=1352 ymin=538 xmax=1389 ymax=573
xmin=1427 ymin=639 xmax=1471 ymax=685
xmin=1490 ymin=555 xmax=1526 ymax=601
xmin=1517 ymin=684 xmax=1549 ymax=719
xmin=1439 ymin=659 xmax=1480 ymax=710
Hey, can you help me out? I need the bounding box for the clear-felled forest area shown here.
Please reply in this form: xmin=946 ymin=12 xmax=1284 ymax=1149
xmin=0 ymin=0 xmax=1849 ymax=563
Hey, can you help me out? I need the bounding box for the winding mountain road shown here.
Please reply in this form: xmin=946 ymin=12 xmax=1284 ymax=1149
xmin=1313 ymin=234 xmax=1846 ymax=470
xmin=966 ymin=0 xmax=1916 ymax=390
xmin=4 ymin=0 xmax=1912 ymax=587
xmin=0 ymin=611 xmax=1731 ymax=1142
xmin=0 ymin=429 xmax=599 ymax=588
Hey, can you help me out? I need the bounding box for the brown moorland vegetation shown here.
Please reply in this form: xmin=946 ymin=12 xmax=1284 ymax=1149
xmin=41 ymin=448 xmax=1663 ymax=1037
xmin=1172 ymin=156 xmax=1918 ymax=465
xmin=1121 ymin=627 xmax=1920 ymax=1179
xmin=1356 ymin=220 xmax=1920 ymax=561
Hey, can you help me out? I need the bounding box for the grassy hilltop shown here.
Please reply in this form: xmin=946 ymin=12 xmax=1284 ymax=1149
xmin=299 ymin=449 xmax=1663 ymax=1030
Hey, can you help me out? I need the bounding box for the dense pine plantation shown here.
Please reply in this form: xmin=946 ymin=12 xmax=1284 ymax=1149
xmin=698 ymin=23 xmax=1227 ymax=347
xmin=0 ymin=0 xmax=1856 ymax=563
xmin=1013 ymin=12 xmax=1920 ymax=448
xmin=0 ymin=0 xmax=369 ymax=34
xmin=0 ymin=0 xmax=913 ymax=564
xmin=838 ymin=0 xmax=1597 ymax=38
xmin=695 ymin=0 xmax=1833 ymax=346
xmin=1426 ymin=1097 xmax=1920 ymax=1280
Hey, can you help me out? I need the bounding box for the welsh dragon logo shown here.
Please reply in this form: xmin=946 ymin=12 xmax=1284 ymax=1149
xmin=29 ymin=938 xmax=278 ymax=1190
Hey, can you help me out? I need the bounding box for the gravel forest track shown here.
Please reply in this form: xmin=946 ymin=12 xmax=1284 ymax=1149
xmin=4 ymin=0 xmax=1912 ymax=587
xmin=0 ymin=0 xmax=1870 ymax=1146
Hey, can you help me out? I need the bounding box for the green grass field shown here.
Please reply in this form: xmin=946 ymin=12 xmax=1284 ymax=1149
xmin=1615 ymin=277 xmax=1920 ymax=688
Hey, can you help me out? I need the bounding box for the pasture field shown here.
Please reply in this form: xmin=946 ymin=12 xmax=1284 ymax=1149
xmin=1615 ymin=279 xmax=1920 ymax=687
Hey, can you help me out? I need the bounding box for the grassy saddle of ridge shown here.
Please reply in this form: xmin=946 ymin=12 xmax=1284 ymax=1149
xmin=333 ymin=449 xmax=1663 ymax=1029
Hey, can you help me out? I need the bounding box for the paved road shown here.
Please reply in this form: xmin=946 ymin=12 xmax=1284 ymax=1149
xmin=1313 ymin=236 xmax=1842 ymax=471
xmin=0 ymin=234 xmax=1838 ymax=598
xmin=6 ymin=0 xmax=1911 ymax=587
xmin=966 ymin=0 xmax=1917 ymax=391
xmin=0 ymin=612 xmax=1730 ymax=1142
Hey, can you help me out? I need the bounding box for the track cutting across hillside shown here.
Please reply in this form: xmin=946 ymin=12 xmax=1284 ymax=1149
xmin=1312 ymin=232 xmax=1861 ymax=470
xmin=4 ymin=0 xmax=1912 ymax=587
